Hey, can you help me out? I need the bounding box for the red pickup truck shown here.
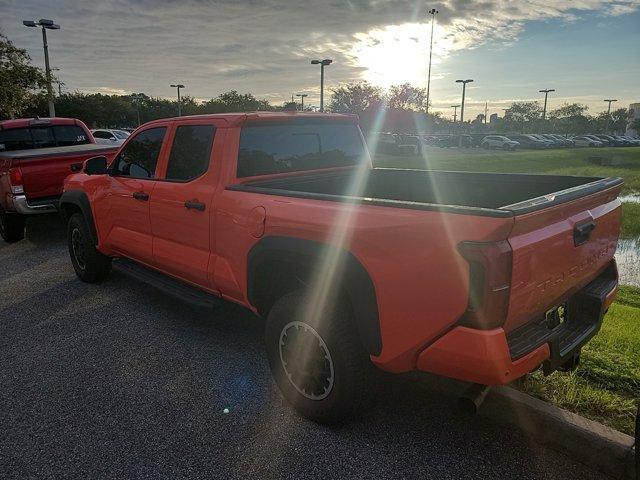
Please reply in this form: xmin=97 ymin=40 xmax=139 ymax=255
xmin=0 ymin=117 xmax=118 ymax=242
xmin=60 ymin=112 xmax=622 ymax=422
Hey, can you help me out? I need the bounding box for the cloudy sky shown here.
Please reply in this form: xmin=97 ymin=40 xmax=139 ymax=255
xmin=1 ymin=0 xmax=639 ymax=119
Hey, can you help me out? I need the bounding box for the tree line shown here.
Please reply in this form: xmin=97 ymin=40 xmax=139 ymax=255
xmin=1 ymin=30 xmax=634 ymax=135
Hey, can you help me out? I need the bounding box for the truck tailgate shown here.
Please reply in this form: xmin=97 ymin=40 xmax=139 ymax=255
xmin=504 ymin=184 xmax=622 ymax=333
xmin=2 ymin=144 xmax=118 ymax=200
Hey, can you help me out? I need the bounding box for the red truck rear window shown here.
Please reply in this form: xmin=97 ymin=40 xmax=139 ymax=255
xmin=0 ymin=125 xmax=90 ymax=151
xmin=237 ymin=118 xmax=366 ymax=178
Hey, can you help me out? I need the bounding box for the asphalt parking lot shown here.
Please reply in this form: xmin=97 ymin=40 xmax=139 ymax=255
xmin=1 ymin=216 xmax=610 ymax=479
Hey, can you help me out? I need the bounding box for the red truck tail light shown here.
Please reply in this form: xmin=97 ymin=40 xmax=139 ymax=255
xmin=457 ymin=240 xmax=512 ymax=330
xmin=9 ymin=167 xmax=24 ymax=194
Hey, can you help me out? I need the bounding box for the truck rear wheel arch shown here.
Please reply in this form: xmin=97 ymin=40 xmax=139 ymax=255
xmin=247 ymin=236 xmax=382 ymax=356
xmin=59 ymin=190 xmax=98 ymax=245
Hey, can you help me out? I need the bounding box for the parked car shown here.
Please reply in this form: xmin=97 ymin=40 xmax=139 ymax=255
xmin=507 ymin=134 xmax=551 ymax=149
xmin=620 ymin=135 xmax=640 ymax=146
xmin=540 ymin=134 xmax=569 ymax=147
xmin=60 ymin=112 xmax=622 ymax=423
xmin=528 ymin=134 xmax=556 ymax=147
xmin=610 ymin=135 xmax=639 ymax=146
xmin=584 ymin=135 xmax=609 ymax=146
xmin=373 ymin=133 xmax=418 ymax=155
xmin=437 ymin=134 xmax=473 ymax=148
xmin=91 ymin=129 xmax=130 ymax=145
xmin=573 ymin=136 xmax=602 ymax=147
xmin=480 ymin=135 xmax=520 ymax=150
xmin=0 ymin=117 xmax=119 ymax=242
xmin=548 ymin=134 xmax=575 ymax=147
xmin=592 ymin=135 xmax=621 ymax=147
xmin=396 ymin=134 xmax=422 ymax=156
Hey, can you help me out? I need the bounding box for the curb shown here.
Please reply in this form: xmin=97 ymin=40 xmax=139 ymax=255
xmin=414 ymin=374 xmax=635 ymax=479
xmin=482 ymin=386 xmax=635 ymax=480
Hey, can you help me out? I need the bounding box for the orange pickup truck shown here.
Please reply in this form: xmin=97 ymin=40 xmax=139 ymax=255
xmin=60 ymin=112 xmax=622 ymax=422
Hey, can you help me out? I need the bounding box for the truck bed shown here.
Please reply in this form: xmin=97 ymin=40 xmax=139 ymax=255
xmin=1 ymin=143 xmax=119 ymax=202
xmin=229 ymin=168 xmax=623 ymax=216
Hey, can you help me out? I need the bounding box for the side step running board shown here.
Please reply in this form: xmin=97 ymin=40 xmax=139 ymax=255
xmin=113 ymin=258 xmax=221 ymax=309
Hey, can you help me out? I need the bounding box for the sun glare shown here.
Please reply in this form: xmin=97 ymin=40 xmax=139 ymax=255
xmin=350 ymin=23 xmax=453 ymax=89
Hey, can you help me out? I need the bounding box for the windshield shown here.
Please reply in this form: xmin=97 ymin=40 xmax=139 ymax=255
xmin=237 ymin=119 xmax=367 ymax=178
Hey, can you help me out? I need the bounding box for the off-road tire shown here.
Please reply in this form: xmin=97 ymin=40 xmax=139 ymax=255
xmin=67 ymin=213 xmax=111 ymax=283
xmin=265 ymin=290 xmax=373 ymax=424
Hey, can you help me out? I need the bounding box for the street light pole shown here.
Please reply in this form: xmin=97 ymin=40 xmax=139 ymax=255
xmin=170 ymin=84 xmax=185 ymax=116
xmin=296 ymin=93 xmax=308 ymax=111
xmin=311 ymin=59 xmax=332 ymax=112
xmin=23 ymin=19 xmax=60 ymax=117
xmin=425 ymin=8 xmax=438 ymax=116
xmin=604 ymin=99 xmax=618 ymax=133
xmin=539 ymin=88 xmax=555 ymax=120
xmin=455 ymin=79 xmax=473 ymax=124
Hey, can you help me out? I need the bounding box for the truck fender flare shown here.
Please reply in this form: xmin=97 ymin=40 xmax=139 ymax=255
xmin=247 ymin=236 xmax=382 ymax=356
xmin=59 ymin=190 xmax=98 ymax=245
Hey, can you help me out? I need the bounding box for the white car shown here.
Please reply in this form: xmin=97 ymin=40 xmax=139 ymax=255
xmin=480 ymin=135 xmax=520 ymax=150
xmin=91 ymin=129 xmax=130 ymax=145
xmin=572 ymin=136 xmax=602 ymax=147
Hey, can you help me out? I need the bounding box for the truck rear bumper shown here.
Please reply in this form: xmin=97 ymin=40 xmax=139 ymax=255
xmin=416 ymin=264 xmax=618 ymax=385
xmin=8 ymin=195 xmax=58 ymax=215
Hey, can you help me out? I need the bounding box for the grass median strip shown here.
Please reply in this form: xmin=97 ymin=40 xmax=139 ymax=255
xmin=375 ymin=147 xmax=640 ymax=193
xmin=515 ymin=285 xmax=640 ymax=435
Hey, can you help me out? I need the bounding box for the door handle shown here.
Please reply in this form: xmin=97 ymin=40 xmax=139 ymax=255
xmin=185 ymin=200 xmax=206 ymax=211
xmin=132 ymin=191 xmax=149 ymax=201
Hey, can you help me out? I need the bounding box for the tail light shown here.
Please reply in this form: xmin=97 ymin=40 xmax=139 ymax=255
xmin=9 ymin=167 xmax=24 ymax=194
xmin=457 ymin=240 xmax=512 ymax=330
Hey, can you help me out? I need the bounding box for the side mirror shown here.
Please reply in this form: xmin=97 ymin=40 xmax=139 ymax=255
xmin=84 ymin=156 xmax=108 ymax=175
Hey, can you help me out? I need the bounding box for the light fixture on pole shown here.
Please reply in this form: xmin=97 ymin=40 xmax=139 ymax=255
xmin=296 ymin=93 xmax=308 ymax=111
xmin=451 ymin=105 xmax=460 ymax=123
xmin=23 ymin=18 xmax=60 ymax=117
xmin=425 ymin=8 xmax=438 ymax=116
xmin=604 ymin=99 xmax=618 ymax=133
xmin=170 ymin=84 xmax=185 ymax=116
xmin=539 ymin=89 xmax=555 ymax=120
xmin=310 ymin=59 xmax=332 ymax=112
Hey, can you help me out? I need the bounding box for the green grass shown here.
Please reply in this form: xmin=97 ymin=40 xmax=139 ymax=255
xmin=375 ymin=147 xmax=640 ymax=238
xmin=515 ymin=286 xmax=640 ymax=435
xmin=621 ymin=202 xmax=640 ymax=239
xmin=375 ymin=147 xmax=640 ymax=193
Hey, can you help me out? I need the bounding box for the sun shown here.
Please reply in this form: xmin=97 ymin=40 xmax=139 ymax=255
xmin=349 ymin=22 xmax=453 ymax=89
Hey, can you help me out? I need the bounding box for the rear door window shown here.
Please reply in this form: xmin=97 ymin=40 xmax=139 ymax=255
xmin=112 ymin=127 xmax=166 ymax=179
xmin=165 ymin=125 xmax=215 ymax=181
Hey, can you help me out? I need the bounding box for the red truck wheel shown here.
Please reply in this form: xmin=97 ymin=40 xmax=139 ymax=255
xmin=0 ymin=208 xmax=25 ymax=243
xmin=265 ymin=290 xmax=373 ymax=424
xmin=67 ymin=213 xmax=112 ymax=283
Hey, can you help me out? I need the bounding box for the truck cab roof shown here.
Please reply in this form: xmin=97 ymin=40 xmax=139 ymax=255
xmin=0 ymin=117 xmax=84 ymax=130
xmin=140 ymin=111 xmax=358 ymax=129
